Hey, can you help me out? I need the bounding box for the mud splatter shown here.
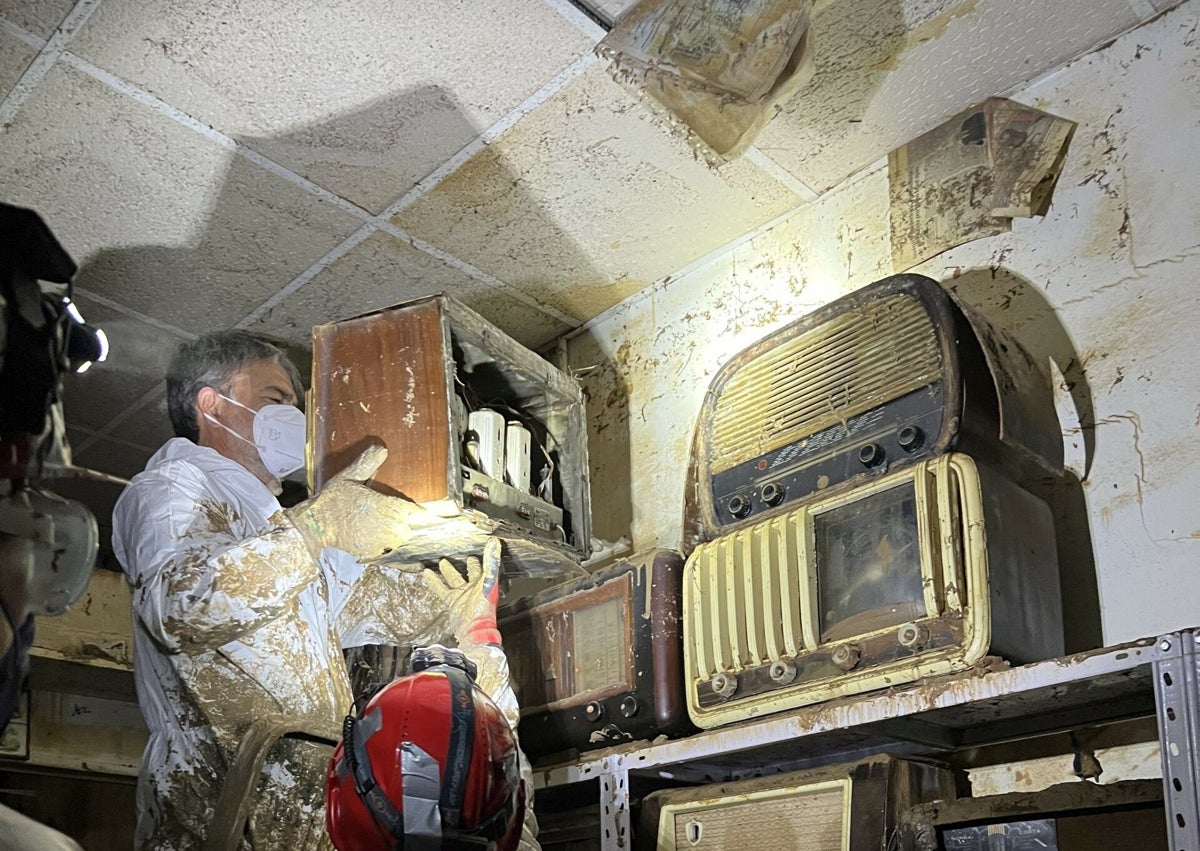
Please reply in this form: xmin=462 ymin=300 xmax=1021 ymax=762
xmin=197 ymin=499 xmax=242 ymax=537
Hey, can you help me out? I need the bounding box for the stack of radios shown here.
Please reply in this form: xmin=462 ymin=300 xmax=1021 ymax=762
xmin=502 ymin=273 xmax=1069 ymax=766
xmin=680 ymin=273 xmax=1067 ymax=728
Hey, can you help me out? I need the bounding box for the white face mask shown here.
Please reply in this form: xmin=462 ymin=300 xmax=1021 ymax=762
xmin=204 ymin=393 xmax=306 ymax=479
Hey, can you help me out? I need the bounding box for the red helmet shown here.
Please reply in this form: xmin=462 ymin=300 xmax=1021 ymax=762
xmin=326 ymin=646 xmax=525 ymax=851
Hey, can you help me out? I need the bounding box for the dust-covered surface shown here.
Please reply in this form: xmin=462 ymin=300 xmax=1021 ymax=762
xmin=567 ymin=3 xmax=1200 ymax=646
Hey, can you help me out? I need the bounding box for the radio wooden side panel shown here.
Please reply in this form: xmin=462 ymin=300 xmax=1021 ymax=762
xmin=498 ymin=549 xmax=692 ymax=761
xmin=311 ymin=297 xmax=452 ymax=502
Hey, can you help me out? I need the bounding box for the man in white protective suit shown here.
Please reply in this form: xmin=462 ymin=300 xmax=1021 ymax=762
xmin=112 ymin=331 xmax=539 ymax=850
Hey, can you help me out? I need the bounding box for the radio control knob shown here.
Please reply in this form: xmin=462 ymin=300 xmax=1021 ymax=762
xmin=858 ymin=443 xmax=885 ymax=467
xmin=898 ymin=426 xmax=924 ymax=452
xmin=832 ymin=644 xmax=861 ymax=671
xmin=710 ymin=673 xmax=738 ymax=699
xmin=728 ymin=494 xmax=752 ymax=519
xmin=769 ymin=660 xmax=797 ymax=685
xmin=761 ymin=482 xmax=785 ymax=506
xmin=897 ymin=622 xmax=929 ymax=649
xmin=584 ymin=701 xmax=604 ymax=722
xmin=620 ymin=696 xmax=639 ymax=718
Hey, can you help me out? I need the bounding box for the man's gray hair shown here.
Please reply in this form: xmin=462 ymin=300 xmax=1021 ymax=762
xmin=166 ymin=331 xmax=303 ymax=442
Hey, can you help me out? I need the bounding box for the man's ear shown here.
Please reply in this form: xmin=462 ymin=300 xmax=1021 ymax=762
xmin=196 ymin=386 xmax=220 ymax=419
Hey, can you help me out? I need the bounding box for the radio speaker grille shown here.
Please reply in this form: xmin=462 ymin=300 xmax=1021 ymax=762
xmin=687 ymin=512 xmax=807 ymax=680
xmin=709 ymin=293 xmax=941 ymax=473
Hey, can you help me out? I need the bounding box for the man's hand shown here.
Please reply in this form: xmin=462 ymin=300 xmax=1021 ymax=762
xmin=287 ymin=445 xmax=422 ymax=562
xmin=423 ymin=537 xmax=503 ymax=645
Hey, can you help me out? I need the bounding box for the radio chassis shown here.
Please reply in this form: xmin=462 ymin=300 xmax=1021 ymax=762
xmin=534 ymin=627 xmax=1200 ymax=851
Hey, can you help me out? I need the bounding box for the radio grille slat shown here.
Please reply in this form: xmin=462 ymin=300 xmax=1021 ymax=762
xmin=688 ymin=509 xmax=818 ymax=679
xmin=708 ymin=548 xmax=726 ymax=675
xmin=709 ymin=295 xmax=940 ymax=474
xmin=740 ymin=531 xmax=763 ymax=666
xmin=780 ymin=512 xmax=803 ymax=656
xmin=759 ymin=523 xmax=782 ymax=661
xmin=723 ymin=544 xmax=745 ymax=669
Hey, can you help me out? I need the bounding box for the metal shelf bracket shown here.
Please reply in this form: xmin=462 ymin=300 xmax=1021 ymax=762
xmin=1153 ymin=630 xmax=1200 ymax=850
xmin=599 ymin=756 xmax=632 ymax=851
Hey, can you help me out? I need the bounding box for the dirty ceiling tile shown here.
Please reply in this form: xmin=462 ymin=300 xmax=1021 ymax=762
xmin=0 ymin=25 xmax=37 ymax=98
xmin=251 ymin=230 xmax=571 ymax=351
xmin=59 ymin=294 xmax=185 ymax=434
xmin=755 ymin=0 xmax=1142 ymax=193
xmin=393 ymin=63 xmax=803 ymax=322
xmin=1 ymin=0 xmax=74 ymax=38
xmin=0 ymin=63 xmax=363 ymax=333
xmin=70 ymin=0 xmax=594 ymax=214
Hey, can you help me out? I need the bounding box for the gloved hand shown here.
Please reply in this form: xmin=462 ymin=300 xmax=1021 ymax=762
xmin=287 ymin=445 xmax=421 ymax=562
xmin=424 ymin=537 xmax=503 ymax=646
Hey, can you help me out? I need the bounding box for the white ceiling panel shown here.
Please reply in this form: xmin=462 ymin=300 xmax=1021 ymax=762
xmin=394 ymin=63 xmax=803 ymax=322
xmin=0 ymin=24 xmax=36 ymax=98
xmin=0 ymin=62 xmax=363 ymax=333
xmin=70 ymin=0 xmax=595 ymax=213
xmin=754 ymin=0 xmax=1145 ymax=193
xmin=0 ymin=0 xmax=75 ymax=39
xmin=251 ymin=231 xmax=571 ymax=351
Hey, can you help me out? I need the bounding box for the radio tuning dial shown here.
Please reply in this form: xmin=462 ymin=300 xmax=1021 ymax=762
xmin=728 ymin=494 xmax=752 ymax=519
xmin=619 ymin=696 xmax=639 ymax=718
xmin=898 ymin=426 xmax=924 ymax=452
xmin=760 ymin=482 xmax=785 ymax=506
xmin=584 ymin=701 xmax=604 ymax=722
xmin=831 ymin=644 xmax=862 ymax=671
xmin=858 ymin=443 xmax=885 ymax=467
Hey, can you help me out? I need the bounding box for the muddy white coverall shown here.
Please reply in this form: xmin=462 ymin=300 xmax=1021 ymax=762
xmin=113 ymin=438 xmax=538 ymax=850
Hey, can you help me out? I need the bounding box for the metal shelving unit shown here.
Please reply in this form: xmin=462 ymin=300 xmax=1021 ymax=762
xmin=532 ymin=628 xmax=1200 ymax=850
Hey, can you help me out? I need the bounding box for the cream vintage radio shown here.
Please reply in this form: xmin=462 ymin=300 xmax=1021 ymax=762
xmin=682 ymin=273 xmax=1063 ymax=548
xmin=684 ymin=452 xmax=1063 ymax=727
xmin=636 ymin=755 xmax=953 ymax=851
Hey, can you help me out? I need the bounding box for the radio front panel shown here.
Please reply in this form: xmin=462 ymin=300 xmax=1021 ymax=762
xmin=637 ymin=756 xmax=954 ymax=851
xmin=498 ymin=549 xmax=691 ymax=760
xmin=683 ymin=453 xmax=1062 ymax=729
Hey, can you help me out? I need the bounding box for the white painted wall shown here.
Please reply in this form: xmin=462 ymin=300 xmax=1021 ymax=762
xmin=566 ymin=2 xmax=1200 ymax=647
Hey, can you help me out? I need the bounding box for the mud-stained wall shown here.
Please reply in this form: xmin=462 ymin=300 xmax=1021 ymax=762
xmin=566 ymin=3 xmax=1200 ymax=647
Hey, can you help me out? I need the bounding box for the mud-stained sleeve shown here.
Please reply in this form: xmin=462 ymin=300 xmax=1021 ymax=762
xmin=323 ymin=551 xmax=450 ymax=649
xmin=119 ymin=479 xmax=318 ymax=652
xmin=458 ymin=640 xmax=541 ymax=851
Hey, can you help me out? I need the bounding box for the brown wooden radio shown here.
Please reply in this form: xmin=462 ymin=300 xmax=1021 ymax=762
xmin=682 ymin=273 xmax=1063 ymax=550
xmin=310 ymin=293 xmax=591 ymax=578
xmin=497 ymin=549 xmax=692 ymax=760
